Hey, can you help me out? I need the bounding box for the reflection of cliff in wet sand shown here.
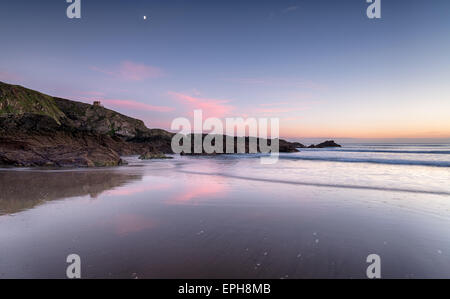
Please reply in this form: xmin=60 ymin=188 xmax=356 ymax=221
xmin=0 ymin=170 xmax=142 ymax=215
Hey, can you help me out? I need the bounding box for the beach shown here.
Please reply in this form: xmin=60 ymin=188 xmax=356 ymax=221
xmin=1 ymin=143 xmax=449 ymax=278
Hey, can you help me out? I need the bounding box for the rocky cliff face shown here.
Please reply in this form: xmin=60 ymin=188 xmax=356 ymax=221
xmin=53 ymin=98 xmax=151 ymax=139
xmin=0 ymin=81 xmax=173 ymax=167
xmin=0 ymin=114 xmax=126 ymax=167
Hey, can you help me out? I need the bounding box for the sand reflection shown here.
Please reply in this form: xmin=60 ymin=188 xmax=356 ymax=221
xmin=0 ymin=169 xmax=143 ymax=215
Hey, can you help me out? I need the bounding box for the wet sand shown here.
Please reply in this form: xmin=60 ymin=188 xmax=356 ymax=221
xmin=1 ymin=153 xmax=450 ymax=278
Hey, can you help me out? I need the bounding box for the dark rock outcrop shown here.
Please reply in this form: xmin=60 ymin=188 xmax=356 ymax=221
xmin=177 ymin=134 xmax=300 ymax=155
xmin=53 ymin=97 xmax=151 ymax=140
xmin=289 ymin=142 xmax=306 ymax=148
xmin=308 ymin=140 xmax=342 ymax=148
xmin=0 ymin=114 xmax=127 ymax=167
xmin=139 ymin=151 xmax=173 ymax=160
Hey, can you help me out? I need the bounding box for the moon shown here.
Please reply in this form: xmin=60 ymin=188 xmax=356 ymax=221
xmin=143 ymin=15 xmax=147 ymax=20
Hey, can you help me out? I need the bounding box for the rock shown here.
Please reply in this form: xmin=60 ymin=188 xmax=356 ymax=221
xmin=139 ymin=151 xmax=173 ymax=160
xmin=0 ymin=116 xmax=125 ymax=167
xmin=53 ymin=97 xmax=152 ymax=140
xmin=178 ymin=135 xmax=301 ymax=155
xmin=308 ymin=140 xmax=341 ymax=148
xmin=278 ymin=139 xmax=301 ymax=152
xmin=290 ymin=142 xmax=305 ymax=148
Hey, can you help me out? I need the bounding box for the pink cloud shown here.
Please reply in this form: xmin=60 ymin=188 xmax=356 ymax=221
xmin=168 ymin=91 xmax=234 ymax=118
xmin=169 ymin=91 xmax=235 ymax=118
xmin=91 ymin=60 xmax=164 ymax=81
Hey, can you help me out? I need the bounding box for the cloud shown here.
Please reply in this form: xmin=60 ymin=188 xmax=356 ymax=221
xmin=91 ymin=61 xmax=164 ymax=81
xmin=282 ymin=6 xmax=299 ymax=13
xmin=168 ymin=91 xmax=235 ymax=118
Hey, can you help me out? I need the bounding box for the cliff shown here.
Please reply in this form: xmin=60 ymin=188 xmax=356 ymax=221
xmin=0 ymin=82 xmax=173 ymax=167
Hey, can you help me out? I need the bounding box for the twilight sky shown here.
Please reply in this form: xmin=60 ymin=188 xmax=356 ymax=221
xmin=1 ymin=0 xmax=449 ymax=142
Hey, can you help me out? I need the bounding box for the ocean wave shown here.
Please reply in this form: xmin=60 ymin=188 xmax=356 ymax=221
xmin=301 ymin=149 xmax=450 ymax=155
xmin=280 ymin=155 xmax=450 ymax=167
xmin=342 ymin=144 xmax=450 ymax=147
xmin=179 ymin=170 xmax=450 ymax=196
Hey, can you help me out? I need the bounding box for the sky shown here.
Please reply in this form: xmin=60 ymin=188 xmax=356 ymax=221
xmin=1 ymin=0 xmax=449 ymax=142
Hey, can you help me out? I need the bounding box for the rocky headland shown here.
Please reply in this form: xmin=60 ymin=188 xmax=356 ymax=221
xmin=0 ymin=81 xmax=326 ymax=167
xmin=307 ymin=140 xmax=342 ymax=148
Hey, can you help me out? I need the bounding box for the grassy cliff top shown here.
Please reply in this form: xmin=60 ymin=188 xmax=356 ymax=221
xmin=0 ymin=81 xmax=66 ymax=123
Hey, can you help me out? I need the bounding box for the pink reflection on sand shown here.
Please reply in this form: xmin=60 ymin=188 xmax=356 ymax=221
xmin=170 ymin=176 xmax=227 ymax=204
xmin=115 ymin=213 xmax=156 ymax=236
xmin=105 ymin=183 xmax=170 ymax=196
